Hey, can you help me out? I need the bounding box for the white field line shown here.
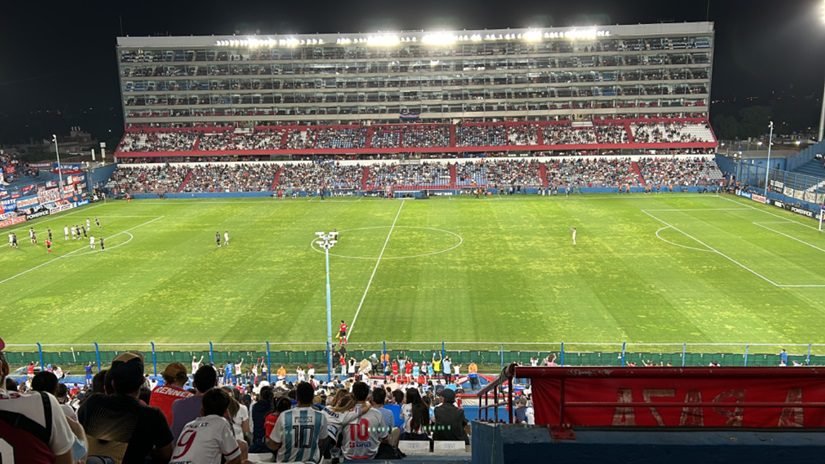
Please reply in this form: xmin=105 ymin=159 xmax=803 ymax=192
xmin=0 ymin=216 xmax=164 ymax=286
xmin=641 ymin=209 xmax=781 ymax=287
xmin=717 ymin=195 xmax=820 ymax=232
xmin=644 ymin=208 xmax=750 ymax=212
xmin=753 ymin=222 xmax=825 ymax=254
xmin=348 ymin=201 xmax=405 ymax=338
xmin=654 ymin=226 xmax=712 ymax=253
xmin=5 ymin=203 xmax=105 ymax=235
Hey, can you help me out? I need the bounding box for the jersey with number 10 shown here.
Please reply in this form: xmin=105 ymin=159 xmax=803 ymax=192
xmin=341 ymin=407 xmax=388 ymax=460
xmin=270 ymin=407 xmax=328 ymax=463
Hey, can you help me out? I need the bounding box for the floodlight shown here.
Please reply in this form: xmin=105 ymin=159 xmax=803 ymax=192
xmin=422 ymin=31 xmax=457 ymax=46
xmin=367 ymin=34 xmax=400 ymax=47
xmin=523 ymin=29 xmax=543 ymax=43
xmin=821 ymin=0 xmax=825 ymax=24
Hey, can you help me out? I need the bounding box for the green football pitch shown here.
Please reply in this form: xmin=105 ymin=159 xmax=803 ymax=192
xmin=1 ymin=194 xmax=824 ymax=351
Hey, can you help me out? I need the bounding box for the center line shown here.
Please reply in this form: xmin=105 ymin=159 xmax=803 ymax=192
xmin=348 ymin=200 xmax=405 ymax=338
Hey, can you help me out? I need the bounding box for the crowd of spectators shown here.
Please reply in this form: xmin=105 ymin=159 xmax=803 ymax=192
xmin=107 ymin=156 xmax=722 ymax=196
xmin=118 ymin=132 xmax=198 ymax=152
xmin=367 ymin=162 xmax=450 ymax=188
xmin=456 ymin=160 xmax=541 ymax=187
xmin=278 ymin=161 xmax=364 ymax=194
xmin=310 ymin=128 xmax=368 ymax=150
xmin=0 ymin=339 xmax=470 ymax=463
xmin=631 ymin=122 xmax=715 ymax=143
xmin=116 ymin=121 xmax=715 ymax=153
xmin=545 ymin=158 xmax=640 ymax=189
xmin=637 ymin=157 xmax=724 ymax=187
xmin=198 ymin=130 xmax=284 ymax=151
xmin=107 ymin=165 xmax=189 ymax=194
xmin=457 ymin=125 xmax=508 ymax=147
xmin=543 ymin=126 xmax=598 ymax=145
xmin=183 ymin=164 xmax=280 ymax=193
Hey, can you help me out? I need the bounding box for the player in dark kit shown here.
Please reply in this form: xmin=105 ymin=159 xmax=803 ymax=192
xmin=99 ymin=236 xmax=105 ymax=251
xmin=215 ymin=232 xmax=221 ymax=247
xmin=47 ymin=228 xmax=53 ymax=241
xmin=11 ymin=233 xmax=18 ymax=248
xmin=95 ymin=216 xmax=101 ymax=228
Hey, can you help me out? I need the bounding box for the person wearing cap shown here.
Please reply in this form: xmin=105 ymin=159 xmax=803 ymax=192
xmin=0 ymin=337 xmax=83 ymax=464
xmin=149 ymin=362 xmax=193 ymax=426
xmin=78 ymin=352 xmax=174 ymax=463
xmin=433 ymin=389 xmax=468 ymax=443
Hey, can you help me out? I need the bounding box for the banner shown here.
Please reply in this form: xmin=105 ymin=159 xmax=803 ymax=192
xmin=26 ymin=210 xmax=50 ymax=220
xmin=0 ymin=216 xmax=26 ymax=229
xmin=751 ymin=193 xmax=767 ymax=204
xmin=50 ymin=202 xmax=75 ymax=214
xmin=531 ymin=372 xmax=825 ymax=428
xmin=16 ymin=195 xmax=39 ymax=209
xmin=37 ymin=188 xmax=61 ymax=205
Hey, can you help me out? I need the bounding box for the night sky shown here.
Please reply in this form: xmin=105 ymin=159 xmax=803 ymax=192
xmin=0 ymin=0 xmax=823 ymax=144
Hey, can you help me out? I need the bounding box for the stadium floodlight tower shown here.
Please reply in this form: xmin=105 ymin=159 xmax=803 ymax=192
xmin=764 ymin=121 xmax=774 ymax=197
xmin=315 ymin=231 xmax=338 ymax=382
xmin=51 ymin=134 xmax=64 ymax=192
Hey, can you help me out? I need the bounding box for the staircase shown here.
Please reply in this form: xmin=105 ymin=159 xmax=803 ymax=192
xmin=361 ymin=166 xmax=370 ymax=191
xmin=449 ymin=163 xmax=457 ymax=188
xmin=624 ymin=121 xmax=635 ymax=143
xmin=271 ymin=166 xmax=284 ymax=191
xmin=177 ymin=169 xmax=194 ymax=192
xmin=539 ymin=163 xmax=549 ymax=188
xmin=630 ymin=161 xmax=646 ymax=186
xmin=794 ymin=159 xmax=825 ymax=178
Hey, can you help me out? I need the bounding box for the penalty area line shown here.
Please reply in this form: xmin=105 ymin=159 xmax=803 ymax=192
xmin=348 ymin=201 xmax=405 ymax=339
xmin=0 ymin=216 xmax=164 ymax=286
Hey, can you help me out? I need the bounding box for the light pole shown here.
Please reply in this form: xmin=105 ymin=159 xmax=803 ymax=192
xmin=819 ymin=0 xmax=825 ymax=140
xmin=315 ymin=231 xmax=338 ymax=382
xmin=764 ymin=121 xmax=774 ymax=197
xmin=52 ymin=134 xmax=64 ymax=193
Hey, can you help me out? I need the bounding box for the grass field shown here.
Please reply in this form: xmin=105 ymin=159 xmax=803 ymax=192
xmin=2 ymin=194 xmax=824 ymax=351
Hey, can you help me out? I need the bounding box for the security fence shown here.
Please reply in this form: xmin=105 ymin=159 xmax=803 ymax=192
xmin=3 ymin=341 xmax=819 ymax=379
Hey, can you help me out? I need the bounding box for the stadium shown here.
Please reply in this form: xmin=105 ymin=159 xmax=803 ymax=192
xmin=2 ymin=10 xmax=825 ymax=464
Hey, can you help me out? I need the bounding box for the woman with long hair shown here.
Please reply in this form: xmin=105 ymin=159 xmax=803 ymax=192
xmin=401 ymin=388 xmax=430 ymax=440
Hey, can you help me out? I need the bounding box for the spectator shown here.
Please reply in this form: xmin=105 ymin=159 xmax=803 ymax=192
xmin=78 ymin=352 xmax=173 ymax=463
xmin=433 ymin=389 xmax=468 ymax=443
xmin=149 ymin=362 xmax=192 ymax=426
xmin=468 ymin=361 xmax=479 ymax=390
xmin=341 ymin=381 xmax=388 ymax=460
xmin=169 ymin=388 xmax=242 ymax=464
xmin=223 ymin=387 xmax=250 ymax=444
xmin=0 ymin=337 xmax=82 ymax=464
xmin=171 ymin=364 xmax=218 ymax=439
xmin=267 ymin=382 xmax=328 ymax=462
xmin=249 ymin=385 xmax=274 ymax=453
xmin=400 ymin=388 xmax=430 ymax=440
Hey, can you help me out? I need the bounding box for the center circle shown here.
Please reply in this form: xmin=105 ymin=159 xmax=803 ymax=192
xmin=309 ymin=226 xmax=463 ymax=260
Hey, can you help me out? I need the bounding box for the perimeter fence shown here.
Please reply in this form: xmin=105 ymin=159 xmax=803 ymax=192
xmin=3 ymin=341 xmax=820 ymax=378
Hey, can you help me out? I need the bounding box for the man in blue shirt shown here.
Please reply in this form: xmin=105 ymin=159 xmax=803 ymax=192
xmin=224 ymin=361 xmax=234 ymax=385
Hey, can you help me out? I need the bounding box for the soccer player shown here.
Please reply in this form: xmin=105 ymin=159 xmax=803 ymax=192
xmin=7 ymin=232 xmax=12 ymax=247
xmin=267 ymin=382 xmax=328 ymax=462
xmin=224 ymin=230 xmax=230 ymax=246
xmin=81 ymin=226 xmax=87 ymax=238
xmin=64 ymin=225 xmax=69 ymax=240
xmin=11 ymin=233 xmax=18 ymax=248
xmin=95 ymin=216 xmax=101 ymax=228
xmin=571 ymin=227 xmax=577 ymax=246
xmin=45 ymin=239 xmax=52 ymax=254
xmin=86 ymin=218 xmax=91 ymax=230
xmin=47 ymin=227 xmax=53 ymax=241
xmin=29 ymin=227 xmax=36 ymax=244
xmin=170 ymin=388 xmax=242 ymax=464
xmin=338 ymin=320 xmax=348 ymax=340
xmin=71 ymin=226 xmax=77 ymax=240
xmin=89 ymin=236 xmax=95 ymax=250
xmin=216 ymin=231 xmax=221 ymax=247
xmin=99 ymin=236 xmax=105 ymax=251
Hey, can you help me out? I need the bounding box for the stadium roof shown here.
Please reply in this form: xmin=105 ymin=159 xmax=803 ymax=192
xmin=117 ymin=22 xmax=713 ymax=49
